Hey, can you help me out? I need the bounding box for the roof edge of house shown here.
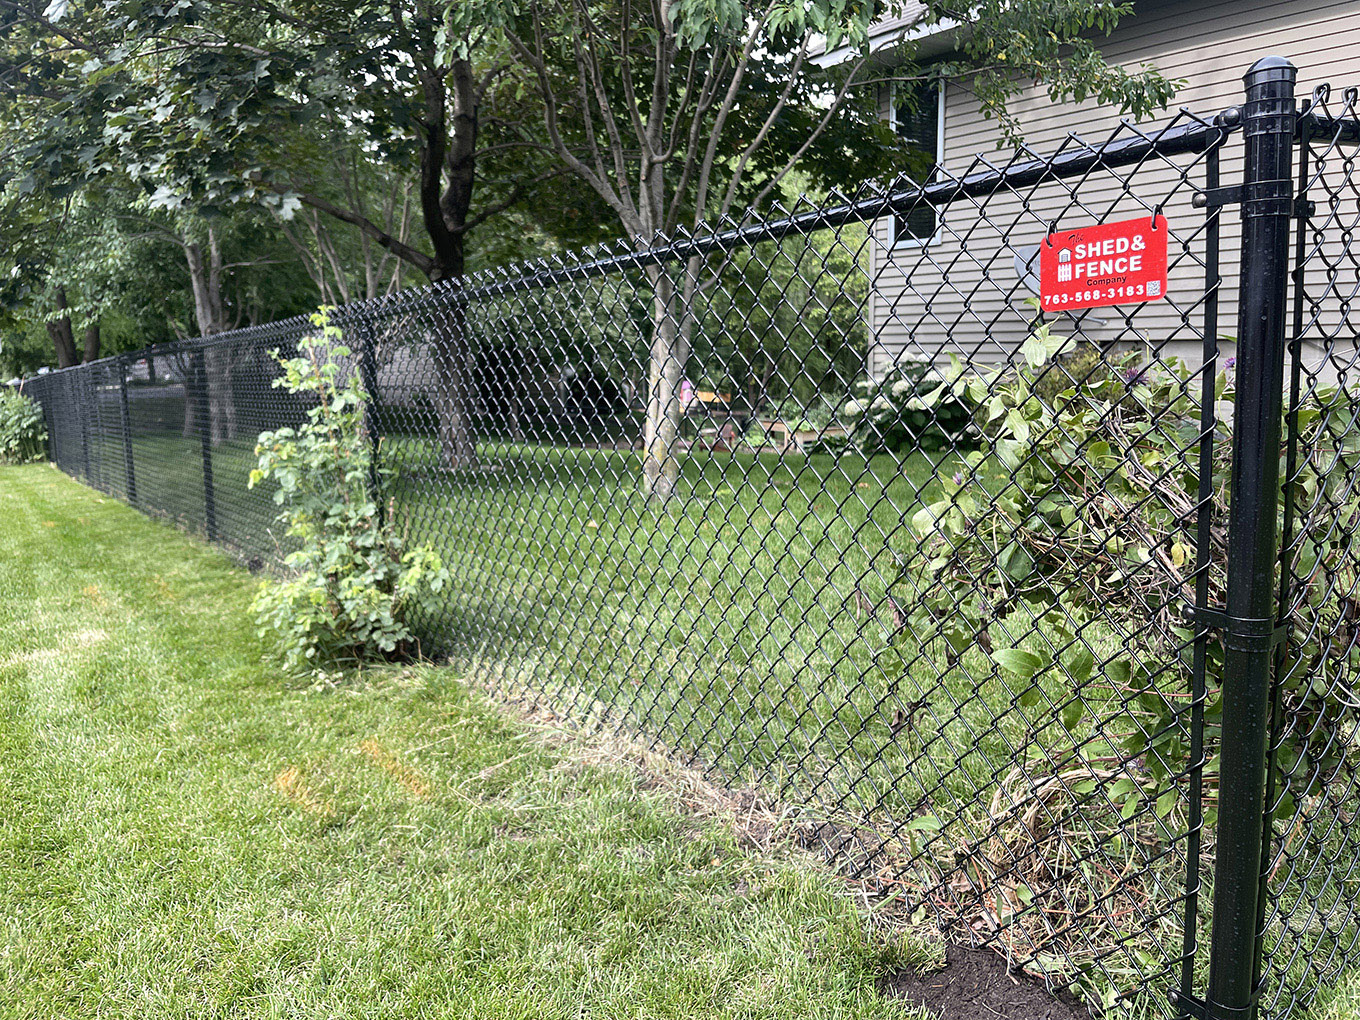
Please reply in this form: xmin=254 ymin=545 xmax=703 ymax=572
xmin=810 ymin=14 xmax=961 ymax=70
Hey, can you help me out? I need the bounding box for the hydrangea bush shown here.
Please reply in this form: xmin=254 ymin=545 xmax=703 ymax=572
xmin=837 ymin=356 xmax=979 ymax=453
xmin=898 ymin=320 xmax=1360 ymax=825
xmin=0 ymin=388 xmax=46 ymax=463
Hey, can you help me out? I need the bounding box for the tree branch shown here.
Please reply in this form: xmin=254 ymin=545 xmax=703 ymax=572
xmin=746 ymin=52 xmax=874 ymax=215
xmin=455 ymin=168 xmax=569 ymax=234
xmin=502 ymin=19 xmax=638 ymax=232
xmin=253 ymin=177 xmax=435 ymax=276
xmin=713 ymin=42 xmax=809 ymax=220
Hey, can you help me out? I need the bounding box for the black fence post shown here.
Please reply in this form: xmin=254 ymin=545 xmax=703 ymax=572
xmin=117 ymin=354 xmax=137 ymax=505
xmin=77 ymin=371 xmax=91 ymax=482
xmin=356 ymin=321 xmax=384 ymax=524
xmin=1204 ymin=56 xmax=1297 ymax=1020
xmin=193 ymin=347 xmax=218 ymax=542
xmin=41 ymin=383 xmax=57 ymax=466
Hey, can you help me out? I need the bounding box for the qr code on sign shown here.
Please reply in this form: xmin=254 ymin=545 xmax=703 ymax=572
xmin=1147 ymin=280 xmax=1162 ymax=297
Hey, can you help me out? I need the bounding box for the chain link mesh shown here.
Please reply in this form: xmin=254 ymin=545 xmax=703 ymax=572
xmin=1260 ymin=83 xmax=1360 ymax=1019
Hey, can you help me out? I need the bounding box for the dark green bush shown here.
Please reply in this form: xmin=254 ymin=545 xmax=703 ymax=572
xmin=1029 ymin=339 xmax=1113 ymax=405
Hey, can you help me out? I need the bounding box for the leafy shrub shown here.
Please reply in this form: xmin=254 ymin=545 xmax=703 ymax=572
xmin=1028 ymin=338 xmax=1112 ymax=405
xmin=249 ymin=309 xmax=450 ymax=669
xmin=900 ymin=320 xmax=1360 ymax=825
xmin=836 ymin=357 xmax=979 ymax=454
xmin=0 ymin=388 xmax=46 ymax=463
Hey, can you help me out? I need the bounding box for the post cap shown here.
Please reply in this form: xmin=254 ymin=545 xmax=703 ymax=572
xmin=1244 ymin=55 xmax=1297 ymax=85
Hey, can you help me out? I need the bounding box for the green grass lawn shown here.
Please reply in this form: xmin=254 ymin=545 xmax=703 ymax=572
xmin=72 ymin=426 xmax=1123 ymax=833
xmin=83 ymin=430 xmax=991 ymax=821
xmin=51 ymin=426 xmax=1360 ymax=1016
xmin=0 ymin=462 xmax=943 ymax=1020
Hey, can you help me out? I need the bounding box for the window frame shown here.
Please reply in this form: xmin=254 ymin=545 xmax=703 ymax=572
xmin=888 ymin=76 xmax=946 ymax=250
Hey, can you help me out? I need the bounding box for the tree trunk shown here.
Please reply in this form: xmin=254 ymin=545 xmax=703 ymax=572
xmin=430 ymin=301 xmax=477 ymax=471
xmin=416 ymin=56 xmax=480 ymax=471
xmin=184 ymin=228 xmax=237 ymax=445
xmin=205 ymin=346 xmax=236 ymax=445
xmin=178 ymin=351 xmax=198 ymax=439
xmin=642 ymin=266 xmax=690 ymax=500
xmin=422 ymin=225 xmax=477 ymax=470
xmin=46 ymin=286 xmax=78 ymax=368
xmin=425 ymin=290 xmax=477 ymax=469
xmin=635 ymin=146 xmax=701 ymax=501
xmin=83 ymin=320 xmax=101 ymax=363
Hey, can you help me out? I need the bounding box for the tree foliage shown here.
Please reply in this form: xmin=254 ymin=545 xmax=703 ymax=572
xmin=452 ymin=0 xmax=1177 ymax=498
xmin=0 ymin=0 xmax=1181 ymax=480
xmin=0 ymin=178 xmax=316 ymax=373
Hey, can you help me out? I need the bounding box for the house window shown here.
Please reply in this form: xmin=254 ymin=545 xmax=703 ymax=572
xmin=891 ymin=78 xmax=944 ymax=246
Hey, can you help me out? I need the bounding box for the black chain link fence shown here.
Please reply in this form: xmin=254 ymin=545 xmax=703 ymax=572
xmin=1259 ymin=83 xmax=1360 ymax=1019
xmin=13 ymin=60 xmax=1360 ymax=1019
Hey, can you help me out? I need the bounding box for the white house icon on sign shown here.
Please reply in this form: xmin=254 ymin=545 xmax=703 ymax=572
xmin=1057 ymin=248 xmax=1073 ymax=282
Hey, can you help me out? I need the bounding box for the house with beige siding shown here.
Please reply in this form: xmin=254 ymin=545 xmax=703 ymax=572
xmin=822 ymin=0 xmax=1360 ymax=377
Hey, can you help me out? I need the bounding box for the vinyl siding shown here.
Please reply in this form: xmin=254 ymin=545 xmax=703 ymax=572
xmin=867 ymin=0 xmax=1360 ymax=378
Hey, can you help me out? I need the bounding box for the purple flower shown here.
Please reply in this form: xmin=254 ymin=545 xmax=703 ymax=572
xmin=1224 ymin=356 xmax=1237 ymax=371
xmin=953 ymin=471 xmax=965 ymax=486
xmin=1122 ymin=366 xmax=1146 ymax=386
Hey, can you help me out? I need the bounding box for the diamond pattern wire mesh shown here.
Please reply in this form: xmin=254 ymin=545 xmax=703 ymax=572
xmin=10 ymin=89 xmax=1360 ymax=1017
xmin=1262 ymin=85 xmax=1360 ymax=1019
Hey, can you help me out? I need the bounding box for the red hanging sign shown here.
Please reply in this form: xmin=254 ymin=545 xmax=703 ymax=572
xmin=1039 ymin=215 xmax=1169 ymax=311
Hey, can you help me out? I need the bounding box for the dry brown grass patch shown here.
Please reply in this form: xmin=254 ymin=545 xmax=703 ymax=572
xmin=360 ymin=738 xmax=431 ymax=799
xmin=273 ymin=765 xmax=334 ymax=818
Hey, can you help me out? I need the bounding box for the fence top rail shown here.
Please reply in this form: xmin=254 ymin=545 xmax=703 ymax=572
xmin=1299 ymin=114 xmax=1360 ymax=146
xmin=452 ymin=110 xmax=1233 ymax=301
xmin=19 ymin=106 xmax=1234 ymax=385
